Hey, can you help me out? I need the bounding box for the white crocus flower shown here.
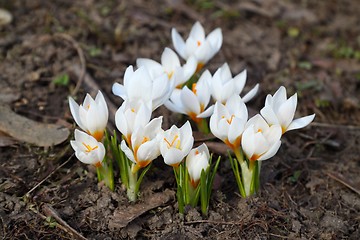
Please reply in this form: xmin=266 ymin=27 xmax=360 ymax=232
xmin=186 ymin=143 xmax=210 ymax=188
xmin=112 ymin=66 xmax=172 ymax=111
xmin=115 ymin=99 xmax=152 ymax=146
xmin=70 ymin=129 xmax=106 ymax=167
xmin=160 ymin=121 xmax=194 ymax=167
xmin=69 ymin=90 xmax=108 ymax=141
xmin=120 ymin=117 xmax=163 ymax=173
xmin=137 ymin=47 xmax=197 ymax=87
xmin=208 ymin=63 xmax=259 ymax=104
xmin=164 ymin=70 xmax=214 ymax=122
xmin=242 ymin=114 xmax=282 ymax=161
xmin=260 ymin=86 xmax=315 ymax=134
xmin=209 ymin=95 xmax=248 ymax=151
xmin=172 ymin=21 xmax=222 ymax=71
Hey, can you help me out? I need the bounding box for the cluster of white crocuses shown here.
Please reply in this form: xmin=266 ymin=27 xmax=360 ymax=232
xmin=68 ymin=21 xmax=315 ymax=214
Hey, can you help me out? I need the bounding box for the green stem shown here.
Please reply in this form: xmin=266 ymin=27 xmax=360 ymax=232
xmin=127 ymin=164 xmax=138 ymax=202
xmin=196 ymin=118 xmax=210 ymax=134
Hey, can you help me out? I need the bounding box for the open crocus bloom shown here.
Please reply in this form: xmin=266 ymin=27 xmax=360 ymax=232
xmin=69 ymin=90 xmax=108 ymax=141
xmin=260 ymin=86 xmax=315 ymax=134
xmin=186 ymin=143 xmax=210 ymax=188
xmin=208 ymin=63 xmax=259 ymax=104
xmin=210 ymin=95 xmax=248 ymax=150
xmin=172 ymin=21 xmax=222 ymax=71
xmin=160 ymin=121 xmax=194 ymax=167
xmin=115 ymin=99 xmax=152 ymax=146
xmin=112 ymin=66 xmax=172 ymax=111
xmin=120 ymin=117 xmax=163 ymax=173
xmin=242 ymin=114 xmax=282 ymax=161
xmin=70 ymin=129 xmax=106 ymax=167
xmin=137 ymin=47 xmax=197 ymax=87
xmin=164 ymin=70 xmax=214 ymax=122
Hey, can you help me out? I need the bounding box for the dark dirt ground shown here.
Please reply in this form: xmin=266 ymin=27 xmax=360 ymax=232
xmin=1 ymin=0 xmax=360 ymax=239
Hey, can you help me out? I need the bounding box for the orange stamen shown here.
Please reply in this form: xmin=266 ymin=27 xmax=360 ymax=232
xmin=227 ymin=115 xmax=235 ymax=125
xmin=197 ymin=40 xmax=201 ymax=46
xmin=192 ymin=83 xmax=197 ymax=95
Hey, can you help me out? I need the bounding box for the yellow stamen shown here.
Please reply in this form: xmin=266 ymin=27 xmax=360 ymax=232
xmin=131 ymin=108 xmax=135 ymax=113
xmin=227 ymin=115 xmax=235 ymax=125
xmin=167 ymin=71 xmax=174 ymax=80
xmin=197 ymin=40 xmax=201 ymax=46
xmin=164 ymin=135 xmax=180 ymax=149
xmin=82 ymin=142 xmax=98 ymax=153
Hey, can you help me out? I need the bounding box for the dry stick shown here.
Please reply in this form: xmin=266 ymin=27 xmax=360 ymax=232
xmin=326 ymin=171 xmax=360 ymax=196
xmin=42 ymin=204 xmax=87 ymax=240
xmin=310 ymin=122 xmax=360 ymax=131
xmin=70 ymin=64 xmax=118 ymax=133
xmin=54 ymin=33 xmax=86 ymax=96
xmin=24 ymin=153 xmax=75 ymax=198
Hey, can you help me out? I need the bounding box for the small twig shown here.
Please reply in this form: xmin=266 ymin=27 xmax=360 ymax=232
xmin=54 ymin=33 xmax=86 ymax=96
xmin=327 ymin=171 xmax=360 ymax=196
xmin=42 ymin=204 xmax=87 ymax=240
xmin=310 ymin=122 xmax=360 ymax=131
xmin=24 ymin=153 xmax=75 ymax=198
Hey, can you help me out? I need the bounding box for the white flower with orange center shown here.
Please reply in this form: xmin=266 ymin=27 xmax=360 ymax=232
xmin=186 ymin=143 xmax=210 ymax=188
xmin=70 ymin=129 xmax=106 ymax=167
xmin=160 ymin=121 xmax=194 ymax=167
xmin=120 ymin=117 xmax=163 ymax=173
xmin=112 ymin=66 xmax=172 ymax=111
xmin=209 ymin=95 xmax=248 ymax=151
xmin=241 ymin=114 xmax=282 ymax=161
xmin=137 ymin=47 xmax=197 ymax=88
xmin=172 ymin=21 xmax=222 ymax=72
xmin=115 ymin=99 xmax=152 ymax=147
xmin=69 ymin=90 xmax=108 ymax=141
xmin=260 ymin=86 xmax=315 ymax=134
xmin=164 ymin=70 xmax=214 ymax=122
xmin=208 ymin=63 xmax=259 ymax=104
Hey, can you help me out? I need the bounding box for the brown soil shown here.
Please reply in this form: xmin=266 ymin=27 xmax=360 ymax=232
xmin=1 ymin=0 xmax=360 ymax=239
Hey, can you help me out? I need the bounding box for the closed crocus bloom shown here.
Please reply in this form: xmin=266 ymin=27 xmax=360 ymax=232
xmin=69 ymin=91 xmax=108 ymax=141
xmin=70 ymin=129 xmax=106 ymax=167
xmin=172 ymin=21 xmax=222 ymax=71
xmin=160 ymin=121 xmax=194 ymax=167
xmin=208 ymin=63 xmax=259 ymax=104
xmin=186 ymin=143 xmax=210 ymax=188
xmin=164 ymin=70 xmax=214 ymax=122
xmin=242 ymin=114 xmax=282 ymax=161
xmin=121 ymin=117 xmax=163 ymax=173
xmin=137 ymin=47 xmax=197 ymax=87
xmin=210 ymin=95 xmax=248 ymax=150
xmin=112 ymin=66 xmax=172 ymax=111
xmin=260 ymin=86 xmax=315 ymax=134
xmin=115 ymin=99 xmax=152 ymax=146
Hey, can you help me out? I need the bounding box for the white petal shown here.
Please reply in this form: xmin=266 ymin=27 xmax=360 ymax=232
xmin=69 ymin=97 xmax=86 ymax=130
xmin=241 ymin=126 xmax=256 ymax=159
xmin=272 ymin=86 xmax=287 ymax=108
xmin=206 ymin=28 xmax=222 ymax=51
xmin=162 ymin=47 xmax=181 ymax=71
xmin=137 ymin=140 xmax=160 ymax=163
xmin=163 ymin=148 xmax=184 ymax=166
xmin=287 ymin=114 xmax=315 ymax=132
xmin=233 ymin=69 xmax=247 ymax=94
xmin=172 ymin=28 xmax=186 ymax=59
xmin=228 ymin=117 xmax=245 ymax=145
xmin=112 ymin=82 xmax=127 ymax=99
xmin=277 ymin=94 xmax=297 ymax=129
xmin=260 ymin=105 xmax=279 ymax=126
xmin=258 ymin=140 xmax=281 ymax=161
xmin=189 ymin=21 xmax=205 ymax=41
xmin=197 ymin=105 xmax=214 ymax=118
xmin=181 ymin=86 xmax=200 ymax=115
xmin=120 ymin=140 xmax=136 ymax=163
xmin=182 ymin=56 xmax=197 ymax=81
xmin=242 ymin=83 xmax=259 ymax=103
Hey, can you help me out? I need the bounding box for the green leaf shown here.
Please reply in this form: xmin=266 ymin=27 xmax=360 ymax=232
xmin=135 ymin=163 xmax=152 ymax=194
xmin=200 ymin=169 xmax=208 ymax=216
xmin=52 ymin=74 xmax=69 ymax=86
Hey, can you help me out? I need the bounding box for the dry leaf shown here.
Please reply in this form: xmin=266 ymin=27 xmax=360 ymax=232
xmin=0 ymin=104 xmax=69 ymax=147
